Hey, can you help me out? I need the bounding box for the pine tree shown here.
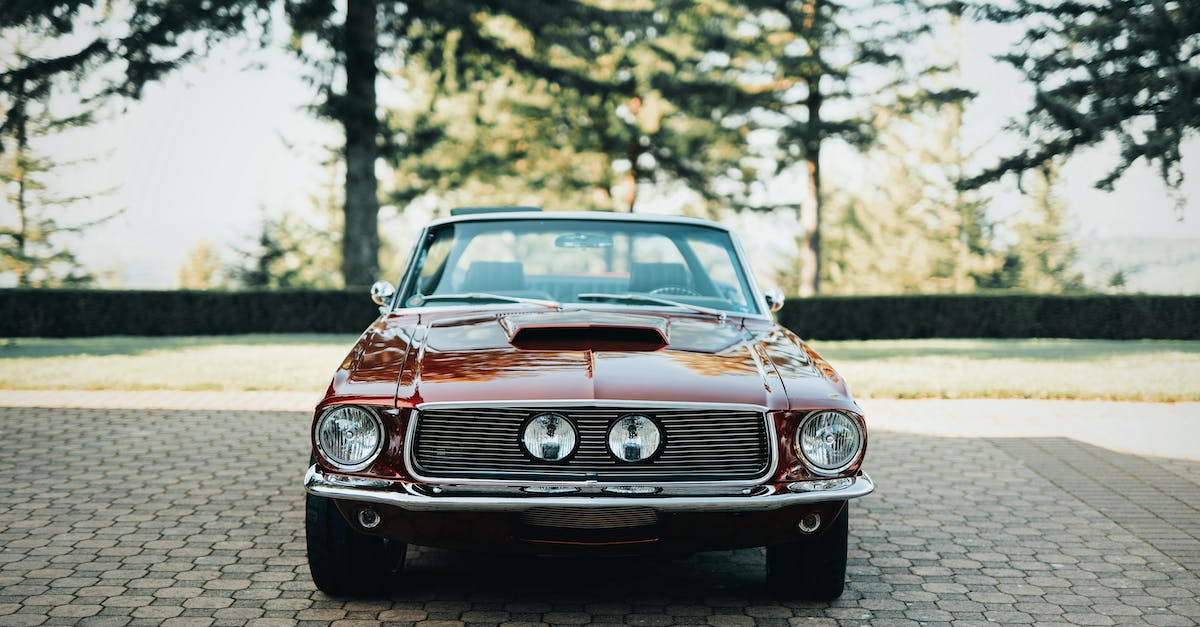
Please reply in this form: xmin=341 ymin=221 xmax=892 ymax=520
xmin=177 ymin=240 xmax=226 ymax=289
xmin=1009 ymin=162 xmax=1086 ymax=293
xmin=966 ymin=0 xmax=1200 ymax=207
xmin=821 ymin=104 xmax=1004 ymax=294
xmin=380 ymin=2 xmax=754 ymax=216
xmin=224 ymin=151 xmax=345 ymax=289
xmin=0 ymin=37 xmax=113 ymax=287
xmin=728 ymin=0 xmax=970 ymax=296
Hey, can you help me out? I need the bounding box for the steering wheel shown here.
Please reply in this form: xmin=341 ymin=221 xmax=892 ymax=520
xmin=650 ymin=285 xmax=702 ymax=297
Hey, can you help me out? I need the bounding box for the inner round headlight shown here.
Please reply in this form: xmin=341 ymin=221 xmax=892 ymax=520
xmin=608 ymin=415 xmax=663 ymax=462
xmin=522 ymin=413 xmax=577 ymax=461
xmin=316 ymin=406 xmax=383 ymax=470
xmin=796 ymin=410 xmax=863 ymax=472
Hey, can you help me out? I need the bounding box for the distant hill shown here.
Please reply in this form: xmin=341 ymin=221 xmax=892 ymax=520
xmin=1076 ymin=237 xmax=1200 ymax=294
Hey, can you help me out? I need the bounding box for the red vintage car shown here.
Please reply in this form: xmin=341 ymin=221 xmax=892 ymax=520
xmin=304 ymin=209 xmax=872 ymax=600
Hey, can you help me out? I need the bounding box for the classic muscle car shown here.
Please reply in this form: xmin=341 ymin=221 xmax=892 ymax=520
xmin=304 ymin=208 xmax=872 ymax=599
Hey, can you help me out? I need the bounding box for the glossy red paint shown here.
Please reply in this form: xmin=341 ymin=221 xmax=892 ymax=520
xmin=332 ymin=498 xmax=849 ymax=555
xmin=312 ymin=303 xmax=868 ymax=553
xmin=322 ymin=308 xmax=863 ymax=410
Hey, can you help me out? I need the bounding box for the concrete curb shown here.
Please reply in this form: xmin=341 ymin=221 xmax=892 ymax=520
xmin=0 ymin=389 xmax=321 ymax=412
xmin=860 ymin=398 xmax=1200 ymax=462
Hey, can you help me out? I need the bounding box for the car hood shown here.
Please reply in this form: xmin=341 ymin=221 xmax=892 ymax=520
xmin=370 ymin=309 xmax=846 ymax=410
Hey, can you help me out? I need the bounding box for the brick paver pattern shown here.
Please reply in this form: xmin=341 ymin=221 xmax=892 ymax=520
xmin=0 ymin=407 xmax=1197 ymax=626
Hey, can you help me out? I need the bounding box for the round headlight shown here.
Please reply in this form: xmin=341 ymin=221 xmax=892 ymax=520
xmin=522 ymin=413 xmax=577 ymax=461
xmin=796 ymin=410 xmax=863 ymax=472
xmin=316 ymin=406 xmax=384 ymax=470
xmin=608 ymin=415 xmax=663 ymax=463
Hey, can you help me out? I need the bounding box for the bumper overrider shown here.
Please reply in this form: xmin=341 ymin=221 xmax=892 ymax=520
xmin=303 ymin=464 xmax=874 ymax=512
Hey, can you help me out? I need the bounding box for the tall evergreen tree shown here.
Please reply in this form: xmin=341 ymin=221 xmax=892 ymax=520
xmin=1 ymin=1 xmax=273 ymax=286
xmin=177 ymin=240 xmax=226 ymax=289
xmin=379 ymin=2 xmax=751 ymax=216
xmin=821 ymin=105 xmax=1004 ymax=294
xmin=0 ymin=36 xmax=114 ymax=287
xmin=967 ymin=0 xmax=1200 ymax=207
xmin=730 ymin=0 xmax=969 ymax=296
xmin=1009 ymin=162 xmax=1085 ymax=293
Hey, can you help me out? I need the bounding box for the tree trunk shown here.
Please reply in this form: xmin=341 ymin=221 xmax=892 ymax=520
xmin=796 ymin=77 xmax=822 ymax=297
xmin=12 ymin=82 xmax=28 ymax=287
xmin=340 ymin=0 xmax=381 ymax=288
xmin=624 ymin=135 xmax=641 ymax=212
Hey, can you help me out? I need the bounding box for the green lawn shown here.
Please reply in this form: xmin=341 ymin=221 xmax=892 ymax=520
xmin=0 ymin=334 xmax=357 ymax=392
xmin=811 ymin=339 xmax=1199 ymax=402
xmin=0 ymin=335 xmax=1196 ymax=401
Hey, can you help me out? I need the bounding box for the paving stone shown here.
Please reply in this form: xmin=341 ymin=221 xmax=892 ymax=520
xmin=2 ymin=407 xmax=1199 ymax=626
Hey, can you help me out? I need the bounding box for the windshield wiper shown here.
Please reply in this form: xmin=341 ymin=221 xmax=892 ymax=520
xmin=576 ymin=293 xmax=727 ymax=320
xmin=414 ymin=292 xmax=561 ymax=309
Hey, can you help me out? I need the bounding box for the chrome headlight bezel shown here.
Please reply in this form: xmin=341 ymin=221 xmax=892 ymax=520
xmin=794 ymin=409 xmax=864 ymax=475
xmin=315 ymin=405 xmax=385 ymax=471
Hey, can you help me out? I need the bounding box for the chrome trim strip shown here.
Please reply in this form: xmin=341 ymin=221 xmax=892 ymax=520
xmin=304 ymin=465 xmax=874 ymax=512
xmin=402 ymin=401 xmax=778 ymax=488
xmin=416 ymin=399 xmax=768 ymax=411
xmin=426 ymin=211 xmax=735 ymax=230
xmin=390 ymin=226 xmax=428 ymax=313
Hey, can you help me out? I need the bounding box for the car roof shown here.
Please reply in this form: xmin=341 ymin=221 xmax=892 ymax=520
xmin=426 ymin=210 xmax=733 ymax=231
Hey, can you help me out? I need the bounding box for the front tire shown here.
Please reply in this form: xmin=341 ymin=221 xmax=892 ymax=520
xmin=305 ymin=492 xmax=406 ymax=597
xmin=765 ymin=503 xmax=849 ymax=601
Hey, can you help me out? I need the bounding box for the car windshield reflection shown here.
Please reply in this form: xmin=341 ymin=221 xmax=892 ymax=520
xmin=400 ymin=218 xmax=761 ymax=315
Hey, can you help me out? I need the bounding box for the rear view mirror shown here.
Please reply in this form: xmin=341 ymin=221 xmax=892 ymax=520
xmin=763 ymin=288 xmax=785 ymax=313
xmin=555 ymin=232 xmax=613 ymax=248
xmin=370 ymin=281 xmax=396 ymax=307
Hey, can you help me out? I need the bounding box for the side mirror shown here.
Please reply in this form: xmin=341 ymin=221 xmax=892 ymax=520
xmin=370 ymin=280 xmax=396 ymax=307
xmin=763 ymin=288 xmax=785 ymax=313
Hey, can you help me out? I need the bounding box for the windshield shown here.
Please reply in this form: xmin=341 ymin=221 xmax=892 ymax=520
xmin=397 ymin=218 xmax=761 ymax=315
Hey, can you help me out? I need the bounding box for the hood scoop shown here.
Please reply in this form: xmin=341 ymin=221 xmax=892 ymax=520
xmin=500 ymin=311 xmax=669 ymax=351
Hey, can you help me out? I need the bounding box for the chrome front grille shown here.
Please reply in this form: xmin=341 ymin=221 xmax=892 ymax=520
xmin=410 ymin=405 xmax=771 ymax=482
xmin=520 ymin=507 xmax=659 ymax=529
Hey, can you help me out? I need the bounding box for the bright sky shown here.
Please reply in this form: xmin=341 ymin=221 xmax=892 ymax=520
xmin=28 ymin=17 xmax=1200 ymax=288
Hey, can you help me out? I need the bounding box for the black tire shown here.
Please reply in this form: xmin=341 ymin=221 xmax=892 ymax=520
xmin=305 ymin=491 xmax=406 ymax=597
xmin=765 ymin=503 xmax=849 ymax=601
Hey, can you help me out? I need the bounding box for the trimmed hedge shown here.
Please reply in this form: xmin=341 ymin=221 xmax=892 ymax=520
xmin=0 ymin=289 xmax=377 ymax=337
xmin=776 ymin=294 xmax=1199 ymax=340
xmin=0 ymin=289 xmax=1196 ymax=340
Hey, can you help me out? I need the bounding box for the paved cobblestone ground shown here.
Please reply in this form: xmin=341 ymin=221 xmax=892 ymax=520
xmin=1 ymin=406 xmax=1197 ymax=626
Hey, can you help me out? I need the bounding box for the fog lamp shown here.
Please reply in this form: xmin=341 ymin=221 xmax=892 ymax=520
xmin=608 ymin=415 xmax=663 ymax=462
xmin=522 ymin=413 xmax=577 ymax=461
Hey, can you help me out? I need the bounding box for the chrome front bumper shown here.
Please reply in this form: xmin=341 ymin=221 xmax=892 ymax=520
xmin=303 ymin=465 xmax=874 ymax=513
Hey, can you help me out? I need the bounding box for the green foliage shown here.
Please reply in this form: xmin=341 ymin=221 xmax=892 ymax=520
xmin=1 ymin=290 xmax=1194 ymax=340
xmin=227 ymin=211 xmax=342 ymax=289
xmin=821 ymin=104 xmax=1004 ymax=294
xmin=176 ymin=240 xmax=227 ymax=289
xmin=965 ymin=0 xmax=1200 ymax=201
xmin=0 ymin=289 xmax=376 ymax=336
xmin=224 ymin=151 xmax=343 ymax=289
xmin=380 ymin=1 xmax=757 ymax=215
xmin=0 ymin=1 xmax=273 ymax=117
xmin=712 ymin=0 xmax=970 ymax=295
xmin=0 ymin=36 xmax=114 ymax=287
xmin=776 ymin=294 xmax=1199 ymax=340
xmin=0 ymin=0 xmax=1156 ymax=297
xmin=1007 ymin=163 xmax=1086 ymax=293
